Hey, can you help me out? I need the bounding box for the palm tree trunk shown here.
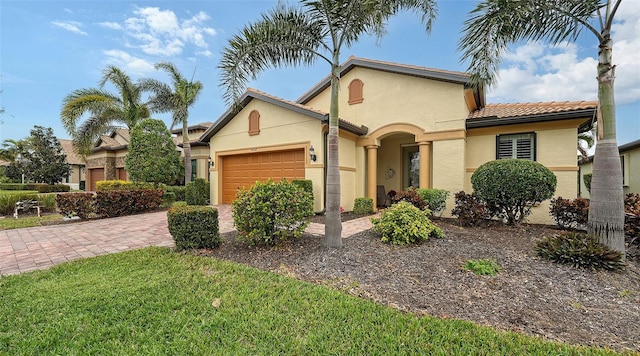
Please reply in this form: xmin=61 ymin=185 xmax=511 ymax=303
xmin=324 ymin=57 xmax=343 ymax=248
xmin=182 ymin=120 xmax=192 ymax=185
xmin=588 ymin=35 xmax=625 ymax=259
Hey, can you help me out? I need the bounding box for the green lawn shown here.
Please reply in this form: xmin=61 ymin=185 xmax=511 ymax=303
xmin=0 ymin=214 xmax=63 ymax=230
xmin=0 ymin=247 xmax=624 ymax=355
xmin=0 ymin=190 xmax=38 ymax=196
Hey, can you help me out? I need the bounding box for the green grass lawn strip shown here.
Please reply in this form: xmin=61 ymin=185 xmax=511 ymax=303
xmin=0 ymin=247 xmax=627 ymax=355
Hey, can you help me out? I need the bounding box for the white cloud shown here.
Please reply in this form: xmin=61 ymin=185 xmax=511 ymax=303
xmin=98 ymin=22 xmax=122 ymax=30
xmin=102 ymin=50 xmax=154 ymax=75
xmin=51 ymin=20 xmax=88 ymax=36
xmin=488 ymin=1 xmax=640 ymax=105
xmin=108 ymin=7 xmax=217 ymax=57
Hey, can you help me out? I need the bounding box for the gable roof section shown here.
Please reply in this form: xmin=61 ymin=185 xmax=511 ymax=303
xmin=93 ymin=128 xmax=130 ymax=152
xmin=200 ymin=88 xmax=368 ymax=142
xmin=466 ymin=101 xmax=598 ymax=130
xmin=59 ymin=139 xmax=85 ymax=165
xmin=171 ymin=122 xmax=214 ymax=135
xmin=297 ymin=56 xmax=473 ymax=105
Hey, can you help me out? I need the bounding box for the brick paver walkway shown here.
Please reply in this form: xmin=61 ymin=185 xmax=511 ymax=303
xmin=0 ymin=206 xmax=376 ymax=276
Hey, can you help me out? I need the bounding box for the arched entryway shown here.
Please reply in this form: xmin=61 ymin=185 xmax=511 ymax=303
xmin=359 ymin=123 xmax=432 ymax=208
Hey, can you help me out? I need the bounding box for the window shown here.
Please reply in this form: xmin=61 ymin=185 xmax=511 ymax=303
xmin=621 ymin=154 xmax=629 ymax=186
xmin=348 ymin=79 xmax=364 ymax=105
xmin=191 ymin=159 xmax=197 ymax=182
xmin=248 ymin=110 xmax=260 ymax=136
xmin=496 ymin=133 xmax=536 ymax=160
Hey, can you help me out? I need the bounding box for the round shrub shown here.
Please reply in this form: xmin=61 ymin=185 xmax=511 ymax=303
xmin=167 ymin=206 xmax=220 ymax=250
xmin=232 ymin=179 xmax=313 ymax=246
xmin=371 ymin=201 xmax=443 ymax=245
xmin=535 ymin=232 xmax=626 ymax=271
xmin=353 ymin=197 xmax=374 ymax=215
xmin=471 ymin=159 xmax=557 ymax=225
xmin=185 ymin=178 xmax=210 ymax=206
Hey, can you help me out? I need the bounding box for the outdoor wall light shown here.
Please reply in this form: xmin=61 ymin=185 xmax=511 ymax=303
xmin=208 ymin=156 xmax=214 ymax=167
xmin=309 ymin=146 xmax=317 ymax=162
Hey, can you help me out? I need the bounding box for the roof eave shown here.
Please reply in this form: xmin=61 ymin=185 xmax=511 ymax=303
xmin=466 ymin=109 xmax=597 ymax=130
xmin=619 ymin=138 xmax=640 ymax=152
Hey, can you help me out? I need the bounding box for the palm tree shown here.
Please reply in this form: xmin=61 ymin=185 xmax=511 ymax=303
xmin=458 ymin=0 xmax=625 ymax=257
xmin=219 ymin=0 xmax=437 ymax=248
xmin=61 ymin=65 xmax=151 ymax=155
xmin=0 ymin=138 xmax=31 ymax=162
xmin=141 ymin=62 xmax=203 ymax=184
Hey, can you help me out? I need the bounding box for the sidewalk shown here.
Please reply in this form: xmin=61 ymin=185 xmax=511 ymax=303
xmin=0 ymin=206 xmax=376 ymax=276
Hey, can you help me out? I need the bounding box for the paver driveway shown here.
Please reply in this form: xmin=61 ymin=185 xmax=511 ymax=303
xmin=0 ymin=206 xmax=375 ymax=276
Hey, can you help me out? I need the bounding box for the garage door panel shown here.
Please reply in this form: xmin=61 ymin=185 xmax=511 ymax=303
xmin=222 ymin=149 xmax=305 ymax=204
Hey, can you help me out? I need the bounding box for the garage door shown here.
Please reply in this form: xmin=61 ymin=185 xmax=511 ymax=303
xmin=89 ymin=168 xmax=104 ymax=191
xmin=221 ymin=149 xmax=306 ymax=204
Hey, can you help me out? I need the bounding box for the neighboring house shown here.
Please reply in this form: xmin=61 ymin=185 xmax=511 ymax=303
xmin=580 ymin=138 xmax=640 ymax=198
xmin=172 ymin=122 xmax=214 ymax=182
xmin=59 ymin=139 xmax=86 ymax=190
xmin=84 ymin=124 xmax=213 ymax=191
xmin=200 ymin=57 xmax=596 ymax=224
xmin=84 ymin=128 xmax=130 ymax=191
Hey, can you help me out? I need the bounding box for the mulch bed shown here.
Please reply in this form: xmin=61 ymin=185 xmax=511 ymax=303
xmin=197 ymin=218 xmax=639 ymax=352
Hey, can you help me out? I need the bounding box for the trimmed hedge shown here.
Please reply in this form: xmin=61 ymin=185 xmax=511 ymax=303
xmin=0 ymin=183 xmax=27 ymax=191
xmin=186 ymin=178 xmax=209 ymax=206
xmin=167 ymin=206 xmax=220 ymax=250
xmin=353 ymin=197 xmax=374 ymax=215
xmin=96 ymin=180 xmax=134 ymax=191
xmin=166 ymin=185 xmax=187 ymax=201
xmin=36 ymin=184 xmax=71 ymax=193
xmin=96 ymin=189 xmax=164 ymax=217
xmin=56 ymin=192 xmax=96 ymax=219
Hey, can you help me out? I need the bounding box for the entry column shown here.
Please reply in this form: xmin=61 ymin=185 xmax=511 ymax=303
xmin=366 ymin=145 xmax=379 ymax=208
xmin=418 ymin=141 xmax=431 ymax=189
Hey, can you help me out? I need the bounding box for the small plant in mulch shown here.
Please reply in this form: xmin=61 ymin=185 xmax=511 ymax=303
xmin=463 ymin=259 xmax=502 ymax=276
xmin=535 ymin=232 xmax=626 ymax=271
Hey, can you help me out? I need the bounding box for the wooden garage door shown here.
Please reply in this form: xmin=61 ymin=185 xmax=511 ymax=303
xmin=89 ymin=168 xmax=104 ymax=191
xmin=221 ymin=149 xmax=306 ymax=204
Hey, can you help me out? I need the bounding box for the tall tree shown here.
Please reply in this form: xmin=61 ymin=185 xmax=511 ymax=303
xmin=61 ymin=65 xmax=152 ymax=155
xmin=219 ymin=0 xmax=437 ymax=248
xmin=458 ymin=0 xmax=625 ymax=257
xmin=140 ymin=62 xmax=203 ymax=184
xmin=24 ymin=126 xmax=71 ymax=185
xmin=125 ymin=118 xmax=182 ymax=185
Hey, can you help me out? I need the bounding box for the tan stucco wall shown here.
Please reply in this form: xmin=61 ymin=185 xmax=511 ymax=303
xmin=578 ymin=161 xmax=593 ymax=199
xmin=190 ymin=146 xmax=211 ymax=181
xmin=433 ymin=139 xmax=466 ymax=216
xmin=623 ymin=146 xmax=640 ymax=195
xmin=304 ymin=67 xmax=468 ymax=133
xmin=466 ymin=124 xmax=581 ymax=224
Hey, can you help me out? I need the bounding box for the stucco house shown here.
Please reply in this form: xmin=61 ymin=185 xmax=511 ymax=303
xmin=171 ymin=122 xmax=214 ymax=182
xmin=200 ymin=57 xmax=596 ymax=224
xmin=59 ymin=139 xmax=86 ymax=190
xmin=580 ymin=138 xmax=640 ymax=198
xmin=84 ymin=124 xmax=213 ymax=191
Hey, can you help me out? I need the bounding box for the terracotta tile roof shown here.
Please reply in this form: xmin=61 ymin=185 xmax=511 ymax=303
xmin=347 ymin=56 xmax=470 ymax=79
xmin=468 ymin=101 xmax=598 ymax=119
xmin=171 ymin=121 xmax=214 ymax=135
xmin=247 ymin=88 xmax=328 ymax=116
xmin=97 ymin=135 xmax=120 ymax=147
xmin=114 ymin=128 xmax=130 ymax=142
xmin=59 ymin=139 xmax=85 ymax=165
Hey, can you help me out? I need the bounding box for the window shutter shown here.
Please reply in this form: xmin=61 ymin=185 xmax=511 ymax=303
xmin=516 ymin=138 xmax=533 ymax=159
xmin=497 ymin=139 xmax=513 ymax=159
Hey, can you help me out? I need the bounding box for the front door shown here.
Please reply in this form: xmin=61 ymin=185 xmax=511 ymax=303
xmin=402 ymin=146 xmax=419 ymax=189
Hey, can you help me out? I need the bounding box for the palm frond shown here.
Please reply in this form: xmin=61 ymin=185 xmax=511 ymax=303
xmin=219 ymin=4 xmax=325 ymax=106
xmin=458 ymin=0 xmax=602 ymax=88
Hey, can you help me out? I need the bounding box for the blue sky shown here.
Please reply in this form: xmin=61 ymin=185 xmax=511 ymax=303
xmin=1 ymin=0 xmax=639 ymax=146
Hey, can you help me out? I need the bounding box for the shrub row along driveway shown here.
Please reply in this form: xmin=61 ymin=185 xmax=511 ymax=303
xmin=0 ymin=207 xmax=375 ymax=276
